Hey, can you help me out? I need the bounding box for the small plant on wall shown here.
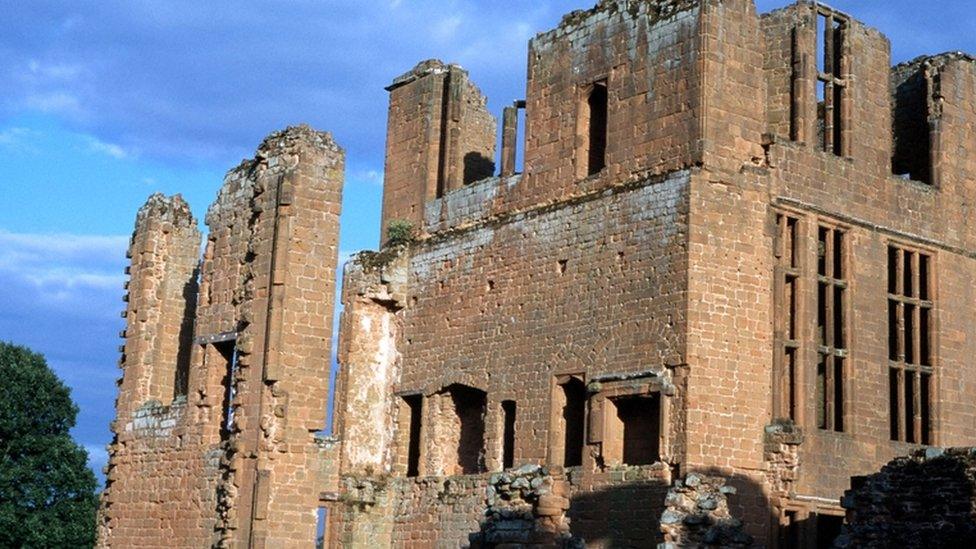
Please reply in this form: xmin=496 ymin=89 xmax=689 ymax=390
xmin=386 ymin=219 xmax=416 ymax=246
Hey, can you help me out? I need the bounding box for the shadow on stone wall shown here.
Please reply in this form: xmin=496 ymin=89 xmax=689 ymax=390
xmin=467 ymin=465 xmax=769 ymax=548
xmin=837 ymin=448 xmax=976 ymax=548
xmin=464 ymin=152 xmax=495 ymax=185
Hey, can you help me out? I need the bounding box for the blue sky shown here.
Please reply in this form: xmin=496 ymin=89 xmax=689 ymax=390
xmin=0 ymin=0 xmax=973 ymax=484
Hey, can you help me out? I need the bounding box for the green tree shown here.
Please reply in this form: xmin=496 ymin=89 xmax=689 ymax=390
xmin=0 ymin=342 xmax=98 ymax=548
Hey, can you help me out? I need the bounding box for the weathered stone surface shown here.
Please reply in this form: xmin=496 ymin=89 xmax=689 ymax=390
xmin=98 ymin=1 xmax=976 ymax=548
xmin=659 ymin=474 xmax=753 ymax=548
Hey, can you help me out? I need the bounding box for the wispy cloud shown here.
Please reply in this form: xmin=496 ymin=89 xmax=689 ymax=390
xmin=0 ymin=126 xmax=40 ymax=153
xmin=0 ymin=230 xmax=128 ymax=301
xmin=352 ymin=168 xmax=384 ymax=186
xmin=24 ymin=91 xmax=83 ymax=116
xmin=27 ymin=60 xmax=85 ymax=81
xmin=433 ymin=15 xmax=464 ymax=42
xmin=85 ymin=135 xmax=129 ymax=159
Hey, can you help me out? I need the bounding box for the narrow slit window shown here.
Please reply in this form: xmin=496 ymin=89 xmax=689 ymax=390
xmin=774 ymin=213 xmax=801 ymax=422
xmin=403 ymin=394 xmax=423 ymax=477
xmin=580 ymin=80 xmax=609 ymax=177
xmin=315 ymin=507 xmax=328 ymax=549
xmin=560 ymin=378 xmax=587 ymax=467
xmin=215 ymin=340 xmax=238 ymax=441
xmin=501 ymin=400 xmax=516 ymax=469
xmin=888 ymin=245 xmax=934 ymax=443
xmin=815 ymin=225 xmax=847 ymax=432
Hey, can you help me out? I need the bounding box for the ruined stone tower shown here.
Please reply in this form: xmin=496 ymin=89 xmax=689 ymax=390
xmin=99 ymin=1 xmax=976 ymax=547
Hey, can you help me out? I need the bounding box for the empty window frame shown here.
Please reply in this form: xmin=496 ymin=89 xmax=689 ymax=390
xmin=613 ymin=394 xmax=661 ymax=466
xmin=888 ymin=245 xmax=934 ymax=444
xmin=816 ymin=225 xmax=847 ymax=432
xmin=815 ymin=9 xmax=849 ymax=156
xmin=774 ymin=213 xmax=801 ymax=421
xmin=402 ymin=394 xmax=423 ymax=477
xmin=557 ymin=377 xmax=587 ymax=467
xmin=578 ymin=80 xmax=609 ymax=177
xmin=215 ymin=340 xmax=238 ymax=441
xmin=501 ymin=400 xmax=516 ymax=469
xmin=780 ymin=508 xmax=845 ymax=549
xmin=449 ymin=385 xmax=487 ymax=475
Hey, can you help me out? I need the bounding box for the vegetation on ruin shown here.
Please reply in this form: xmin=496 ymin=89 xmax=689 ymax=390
xmin=0 ymin=341 xmax=98 ymax=548
xmin=385 ymin=219 xmax=416 ymax=246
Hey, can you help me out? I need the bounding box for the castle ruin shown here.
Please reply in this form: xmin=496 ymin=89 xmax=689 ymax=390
xmin=97 ymin=1 xmax=976 ymax=547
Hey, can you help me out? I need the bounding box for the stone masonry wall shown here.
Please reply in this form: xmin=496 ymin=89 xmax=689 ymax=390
xmin=381 ymin=60 xmax=496 ymax=243
xmin=838 ymin=448 xmax=976 ymax=548
xmin=207 ymin=126 xmax=343 ymax=547
xmin=97 ymin=194 xmax=215 ymax=547
xmin=99 ymin=126 xmax=343 ymax=549
xmin=100 ymin=2 xmax=976 ymax=548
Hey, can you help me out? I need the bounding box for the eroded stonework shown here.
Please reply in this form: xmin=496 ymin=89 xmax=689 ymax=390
xmin=99 ymin=1 xmax=976 ymax=548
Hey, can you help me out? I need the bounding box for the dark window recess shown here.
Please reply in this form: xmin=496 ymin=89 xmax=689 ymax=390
xmin=615 ymin=394 xmax=661 ymax=466
xmin=888 ymin=245 xmax=934 ymax=443
xmin=451 ymin=385 xmax=487 ymax=475
xmin=892 ymin=64 xmax=934 ymax=183
xmin=404 ymin=395 xmax=423 ymax=477
xmin=815 ymin=513 xmax=844 ymax=549
xmin=780 ymin=510 xmax=801 ymax=549
xmin=502 ymin=400 xmax=516 ymax=469
xmin=586 ymin=81 xmax=608 ymax=176
xmin=561 ymin=378 xmax=587 ymax=467
xmin=216 ymin=340 xmax=238 ymax=441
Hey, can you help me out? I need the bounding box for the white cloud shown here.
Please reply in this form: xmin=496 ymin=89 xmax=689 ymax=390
xmin=24 ymin=91 xmax=83 ymax=116
xmin=0 ymin=126 xmax=40 ymax=153
xmin=85 ymin=135 xmax=129 ymax=159
xmin=0 ymin=230 xmax=128 ymax=300
xmin=352 ymin=168 xmax=384 ymax=186
xmin=433 ymin=15 xmax=463 ymax=42
xmin=27 ymin=60 xmax=85 ymax=81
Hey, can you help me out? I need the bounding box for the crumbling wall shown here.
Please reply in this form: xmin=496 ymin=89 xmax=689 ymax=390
xmin=208 ymin=125 xmax=344 ymax=547
xmin=96 ymin=194 xmax=215 ymax=548
xmin=660 ymin=473 xmax=753 ymax=548
xmin=99 ymin=126 xmax=344 ymax=549
xmin=838 ymin=448 xmax=976 ymax=548
xmin=115 ymin=194 xmax=201 ymax=416
xmin=470 ymin=465 xmax=581 ymax=548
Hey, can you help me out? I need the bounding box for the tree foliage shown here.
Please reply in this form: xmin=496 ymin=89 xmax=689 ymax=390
xmin=0 ymin=341 xmax=98 ymax=548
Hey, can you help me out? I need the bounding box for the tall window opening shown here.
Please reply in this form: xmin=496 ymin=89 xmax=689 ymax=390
xmin=888 ymin=245 xmax=934 ymax=444
xmin=774 ymin=213 xmax=801 ymax=421
xmin=816 ymin=226 xmax=847 ymax=432
xmin=403 ymin=394 xmax=423 ymax=477
xmin=215 ymin=340 xmax=238 ymax=441
xmin=815 ymin=10 xmax=848 ymax=156
xmin=315 ymin=506 xmax=329 ymax=549
xmin=892 ymin=67 xmax=934 ymax=184
xmin=613 ymin=394 xmax=661 ymax=466
xmin=448 ymin=385 xmax=487 ymax=475
xmin=578 ymin=80 xmax=608 ymax=178
xmin=560 ymin=378 xmax=587 ymax=467
xmin=501 ymin=400 xmax=516 ymax=469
